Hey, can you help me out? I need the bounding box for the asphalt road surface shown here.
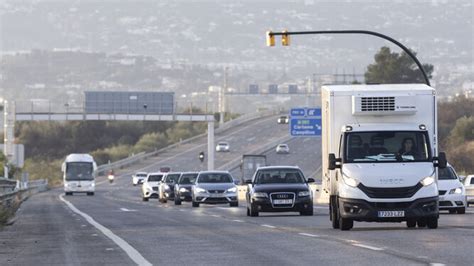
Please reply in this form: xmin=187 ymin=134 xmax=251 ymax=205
xmin=1 ymin=116 xmax=473 ymax=265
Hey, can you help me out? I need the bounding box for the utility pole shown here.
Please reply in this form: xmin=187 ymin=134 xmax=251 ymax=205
xmin=219 ymin=66 xmax=228 ymax=126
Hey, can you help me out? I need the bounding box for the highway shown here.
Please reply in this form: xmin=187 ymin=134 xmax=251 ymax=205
xmin=1 ymin=116 xmax=473 ymax=265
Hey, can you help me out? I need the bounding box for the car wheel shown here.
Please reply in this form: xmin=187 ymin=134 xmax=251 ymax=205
xmin=192 ymin=201 xmax=200 ymax=207
xmin=246 ymin=207 xmax=250 ymax=216
xmin=133 ymin=184 xmax=136 ymax=186
xmin=417 ymin=219 xmax=427 ymax=228
xmin=427 ymin=217 xmax=438 ymax=229
xmin=142 ymin=197 xmax=149 ymax=202
xmin=457 ymin=207 xmax=466 ymax=214
xmin=406 ymin=219 xmax=416 ymax=228
xmin=174 ymin=197 xmax=182 ymax=205
xmin=448 ymin=209 xmax=456 ymax=214
xmin=65 ymin=192 xmax=72 ymax=196
xmin=162 ymin=198 xmax=167 ymax=204
xmin=249 ymin=203 xmax=259 ymax=217
xmin=230 ymin=202 xmax=238 ymax=207
xmin=87 ymin=192 xmax=94 ymax=196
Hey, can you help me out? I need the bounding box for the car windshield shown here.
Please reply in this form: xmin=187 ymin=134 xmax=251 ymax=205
xmin=165 ymin=174 xmax=181 ymax=183
xmin=218 ymin=143 xmax=228 ymax=146
xmin=198 ymin=173 xmax=233 ymax=183
xmin=179 ymin=174 xmax=198 ymax=184
xmin=279 ymin=145 xmax=288 ymax=148
xmin=254 ymin=169 xmax=305 ymax=184
xmin=66 ymin=162 xmax=94 ymax=181
xmin=438 ymin=167 xmax=458 ymax=180
xmin=344 ymin=131 xmax=431 ymax=163
xmin=148 ymin=174 xmax=163 ymax=182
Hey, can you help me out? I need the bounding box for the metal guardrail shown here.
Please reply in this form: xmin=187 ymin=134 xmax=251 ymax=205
xmin=1 ymin=178 xmax=49 ymax=212
xmin=96 ymin=109 xmax=280 ymax=175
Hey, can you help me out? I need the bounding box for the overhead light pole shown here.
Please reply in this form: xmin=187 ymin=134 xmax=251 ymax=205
xmin=266 ymin=29 xmax=431 ymax=86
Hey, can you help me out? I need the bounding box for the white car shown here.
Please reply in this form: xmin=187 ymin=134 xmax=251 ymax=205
xmin=276 ymin=144 xmax=290 ymax=154
xmin=141 ymin=172 xmax=165 ymax=201
xmin=463 ymin=174 xmax=474 ymax=207
xmin=132 ymin=172 xmax=147 ymax=186
xmin=438 ymin=165 xmax=467 ymax=214
xmin=277 ymin=116 xmax=289 ymax=124
xmin=216 ymin=142 xmax=230 ymax=152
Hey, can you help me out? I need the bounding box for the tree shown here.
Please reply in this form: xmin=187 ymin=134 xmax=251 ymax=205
xmin=365 ymin=46 xmax=434 ymax=84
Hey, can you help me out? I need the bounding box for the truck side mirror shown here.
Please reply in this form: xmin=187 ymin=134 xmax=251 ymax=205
xmin=328 ymin=153 xmax=341 ymax=170
xmin=434 ymin=152 xmax=447 ymax=169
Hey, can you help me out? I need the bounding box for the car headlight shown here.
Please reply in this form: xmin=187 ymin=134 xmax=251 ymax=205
xmin=179 ymin=187 xmax=189 ymax=193
xmin=342 ymin=174 xmax=359 ymax=187
xmin=298 ymin=191 xmax=310 ymax=197
xmin=164 ymin=184 xmax=170 ymax=190
xmin=91 ymin=183 xmax=95 ymax=187
xmin=420 ymin=176 xmax=435 ymax=186
xmin=253 ymin=192 xmax=268 ymax=198
xmin=195 ymin=187 xmax=207 ymax=193
xmin=226 ymin=187 xmax=237 ymax=193
xmin=449 ymin=187 xmax=463 ymax=194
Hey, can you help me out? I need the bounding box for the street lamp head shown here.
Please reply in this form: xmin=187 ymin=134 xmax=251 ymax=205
xmin=266 ymin=31 xmax=275 ymax=47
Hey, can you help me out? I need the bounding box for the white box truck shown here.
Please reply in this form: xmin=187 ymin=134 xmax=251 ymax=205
xmin=322 ymin=84 xmax=447 ymax=230
xmin=62 ymin=154 xmax=97 ymax=196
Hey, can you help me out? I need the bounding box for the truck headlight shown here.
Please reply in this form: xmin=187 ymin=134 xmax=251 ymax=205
xmin=298 ymin=191 xmax=310 ymax=197
xmin=420 ymin=176 xmax=435 ymax=186
xmin=91 ymin=183 xmax=95 ymax=187
xmin=226 ymin=187 xmax=237 ymax=193
xmin=179 ymin=187 xmax=189 ymax=193
xmin=253 ymin=192 xmax=268 ymax=198
xmin=449 ymin=187 xmax=462 ymax=194
xmin=195 ymin=187 xmax=207 ymax=193
xmin=342 ymin=174 xmax=359 ymax=187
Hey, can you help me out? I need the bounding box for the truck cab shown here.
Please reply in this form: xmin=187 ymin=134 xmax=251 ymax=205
xmin=62 ymin=153 xmax=97 ymax=196
xmin=322 ymin=84 xmax=446 ymax=230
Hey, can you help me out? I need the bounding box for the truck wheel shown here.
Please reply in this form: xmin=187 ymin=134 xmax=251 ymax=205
xmin=457 ymin=207 xmax=466 ymax=214
xmin=192 ymin=201 xmax=200 ymax=207
xmin=427 ymin=217 xmax=438 ymax=229
xmin=417 ymin=219 xmax=427 ymax=228
xmin=87 ymin=192 xmax=94 ymax=196
xmin=65 ymin=192 xmax=72 ymax=196
xmin=230 ymin=202 xmax=239 ymax=207
xmin=406 ymin=219 xmax=416 ymax=228
xmin=330 ymin=200 xmax=340 ymax=229
xmin=339 ymin=217 xmax=353 ymax=231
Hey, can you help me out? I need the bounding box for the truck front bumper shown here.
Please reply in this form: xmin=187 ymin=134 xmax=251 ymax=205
xmin=338 ymin=196 xmax=438 ymax=222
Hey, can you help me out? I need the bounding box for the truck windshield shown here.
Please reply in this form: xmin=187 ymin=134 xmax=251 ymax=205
xmin=344 ymin=131 xmax=431 ymax=163
xmin=66 ymin=162 xmax=94 ymax=181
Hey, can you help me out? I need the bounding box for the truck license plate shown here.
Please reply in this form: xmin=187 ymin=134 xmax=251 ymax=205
xmin=378 ymin=211 xmax=405 ymax=218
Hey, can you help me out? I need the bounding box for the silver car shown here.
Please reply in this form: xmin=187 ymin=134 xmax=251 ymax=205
xmin=216 ymin=142 xmax=230 ymax=152
xmin=276 ymin=144 xmax=290 ymax=154
xmin=192 ymin=171 xmax=238 ymax=207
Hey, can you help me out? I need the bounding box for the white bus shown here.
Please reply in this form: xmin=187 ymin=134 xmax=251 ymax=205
xmin=62 ymin=154 xmax=97 ymax=196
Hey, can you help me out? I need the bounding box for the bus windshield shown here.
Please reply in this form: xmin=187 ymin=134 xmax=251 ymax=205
xmin=344 ymin=131 xmax=431 ymax=163
xmin=66 ymin=162 xmax=94 ymax=181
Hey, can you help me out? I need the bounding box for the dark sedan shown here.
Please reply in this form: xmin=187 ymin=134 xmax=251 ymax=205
xmin=246 ymin=166 xmax=314 ymax=216
xmin=174 ymin=172 xmax=198 ymax=205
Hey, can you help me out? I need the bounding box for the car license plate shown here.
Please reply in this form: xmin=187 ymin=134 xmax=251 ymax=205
xmin=378 ymin=211 xmax=405 ymax=218
xmin=209 ymin=194 xmax=224 ymax=198
xmin=273 ymin=199 xmax=293 ymax=204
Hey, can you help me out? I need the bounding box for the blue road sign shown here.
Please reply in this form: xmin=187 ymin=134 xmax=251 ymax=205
xmin=290 ymin=108 xmax=321 ymax=137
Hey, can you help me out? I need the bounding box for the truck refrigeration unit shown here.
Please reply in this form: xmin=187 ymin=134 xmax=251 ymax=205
xmin=62 ymin=154 xmax=98 ymax=196
xmin=322 ymin=84 xmax=447 ymax=230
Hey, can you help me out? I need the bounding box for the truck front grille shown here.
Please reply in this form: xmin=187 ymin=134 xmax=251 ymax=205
xmin=357 ymin=183 xmax=423 ymax=199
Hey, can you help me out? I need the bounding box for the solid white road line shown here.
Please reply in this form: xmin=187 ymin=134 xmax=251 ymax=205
xmin=59 ymin=195 xmax=152 ymax=266
xmin=352 ymin=243 xmax=384 ymax=251
xmin=298 ymin=233 xmax=320 ymax=238
xmin=261 ymin=224 xmax=276 ymax=229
